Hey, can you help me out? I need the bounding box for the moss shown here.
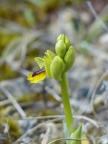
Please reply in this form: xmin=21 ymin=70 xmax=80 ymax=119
xmin=7 ymin=119 xmax=22 ymax=140
xmin=18 ymin=93 xmax=33 ymax=103
xmin=0 ymin=109 xmax=22 ymax=142
xmin=0 ymin=33 xmax=19 ymax=55
xmin=0 ymin=63 xmax=19 ymax=81
xmin=38 ymin=109 xmax=57 ymax=117
xmin=44 ymin=93 xmax=58 ymax=103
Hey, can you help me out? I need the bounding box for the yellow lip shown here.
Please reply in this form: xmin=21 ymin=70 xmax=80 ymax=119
xmin=27 ymin=68 xmax=46 ymax=83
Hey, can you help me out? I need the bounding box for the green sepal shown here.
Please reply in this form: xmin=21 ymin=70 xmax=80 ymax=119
xmin=50 ymin=56 xmax=65 ymax=80
xmin=44 ymin=58 xmax=52 ymax=78
xmin=45 ymin=50 xmax=56 ymax=60
xmin=55 ymin=40 xmax=66 ymax=58
xmin=64 ymin=46 xmax=75 ymax=72
xmin=68 ymin=125 xmax=82 ymax=144
xmin=35 ymin=57 xmax=44 ymax=68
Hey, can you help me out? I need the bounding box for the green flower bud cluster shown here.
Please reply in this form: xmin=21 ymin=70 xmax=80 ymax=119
xmin=35 ymin=34 xmax=75 ymax=81
xmin=51 ymin=34 xmax=75 ymax=80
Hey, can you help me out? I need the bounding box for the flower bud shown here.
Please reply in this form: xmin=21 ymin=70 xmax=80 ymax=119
xmin=55 ymin=40 xmax=66 ymax=58
xmin=50 ymin=56 xmax=65 ymax=80
xmin=64 ymin=35 xmax=71 ymax=49
xmin=64 ymin=46 xmax=75 ymax=72
xmin=57 ymin=34 xmax=70 ymax=50
xmin=57 ymin=34 xmax=65 ymax=42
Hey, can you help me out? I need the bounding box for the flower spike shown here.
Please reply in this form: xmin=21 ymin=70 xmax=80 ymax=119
xmin=27 ymin=34 xmax=75 ymax=83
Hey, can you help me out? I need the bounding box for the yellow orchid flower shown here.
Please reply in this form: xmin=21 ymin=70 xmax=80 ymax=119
xmin=27 ymin=68 xmax=46 ymax=83
xmin=27 ymin=50 xmax=56 ymax=83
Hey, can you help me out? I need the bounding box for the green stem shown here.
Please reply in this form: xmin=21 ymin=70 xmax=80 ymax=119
xmin=61 ymin=72 xmax=76 ymax=135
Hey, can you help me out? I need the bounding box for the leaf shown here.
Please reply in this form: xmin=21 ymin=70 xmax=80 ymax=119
xmin=68 ymin=125 xmax=82 ymax=144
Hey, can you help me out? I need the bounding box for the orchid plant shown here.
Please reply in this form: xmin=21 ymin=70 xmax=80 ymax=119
xmin=27 ymin=34 xmax=82 ymax=144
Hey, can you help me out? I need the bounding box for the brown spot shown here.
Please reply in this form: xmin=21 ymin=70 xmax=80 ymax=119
xmin=32 ymin=68 xmax=45 ymax=77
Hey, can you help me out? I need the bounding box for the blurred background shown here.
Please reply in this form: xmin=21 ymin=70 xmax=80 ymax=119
xmin=0 ymin=0 xmax=108 ymax=143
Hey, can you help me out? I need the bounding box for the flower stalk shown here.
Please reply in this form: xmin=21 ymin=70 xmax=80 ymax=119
xmin=61 ymin=72 xmax=76 ymax=134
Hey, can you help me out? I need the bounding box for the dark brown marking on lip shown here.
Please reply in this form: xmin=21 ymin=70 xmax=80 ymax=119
xmin=32 ymin=68 xmax=45 ymax=77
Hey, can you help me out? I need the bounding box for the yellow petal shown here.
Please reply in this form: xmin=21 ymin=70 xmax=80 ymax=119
xmin=27 ymin=70 xmax=46 ymax=83
xmin=27 ymin=73 xmax=34 ymax=81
